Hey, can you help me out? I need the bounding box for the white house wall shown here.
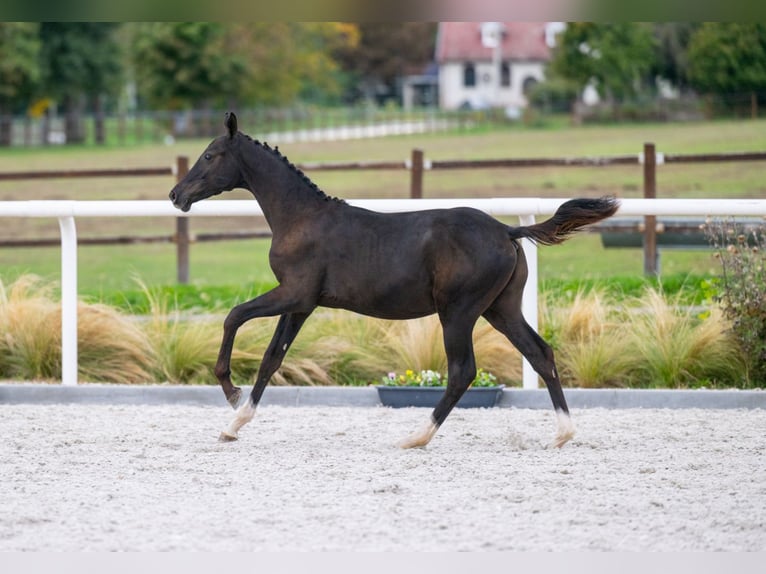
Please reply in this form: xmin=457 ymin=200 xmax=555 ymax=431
xmin=439 ymin=61 xmax=546 ymax=111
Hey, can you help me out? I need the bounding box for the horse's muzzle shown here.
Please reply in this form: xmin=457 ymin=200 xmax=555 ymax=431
xmin=169 ymin=188 xmax=191 ymax=212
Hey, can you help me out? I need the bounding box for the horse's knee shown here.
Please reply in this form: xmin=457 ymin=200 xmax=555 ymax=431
xmin=214 ymin=363 xmax=231 ymax=382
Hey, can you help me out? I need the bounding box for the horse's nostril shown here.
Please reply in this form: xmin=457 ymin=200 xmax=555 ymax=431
xmin=169 ymin=190 xmax=176 ymax=202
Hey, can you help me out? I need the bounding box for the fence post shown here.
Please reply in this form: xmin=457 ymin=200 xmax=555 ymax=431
xmin=59 ymin=215 xmax=78 ymax=386
xmin=518 ymin=215 xmax=539 ymax=390
xmin=175 ymin=156 xmax=190 ymax=284
xmin=643 ymin=142 xmax=658 ymax=276
xmin=410 ymin=148 xmax=424 ymax=199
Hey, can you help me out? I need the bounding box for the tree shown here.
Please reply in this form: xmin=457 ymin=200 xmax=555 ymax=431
xmin=225 ymin=22 xmax=358 ymax=106
xmin=131 ymin=23 xmax=245 ymax=111
xmin=39 ymin=22 xmax=124 ymax=144
xmin=687 ymin=23 xmax=766 ymax=97
xmin=650 ymin=23 xmax=700 ymax=92
xmin=131 ymin=22 xmax=357 ymax=112
xmin=549 ymin=23 xmax=657 ymax=102
xmin=0 ymin=23 xmax=41 ymax=146
xmin=334 ymin=22 xmax=437 ymax=103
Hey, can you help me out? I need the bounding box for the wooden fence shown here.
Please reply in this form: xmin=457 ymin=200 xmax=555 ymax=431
xmin=1 ymin=145 xmax=765 ymax=279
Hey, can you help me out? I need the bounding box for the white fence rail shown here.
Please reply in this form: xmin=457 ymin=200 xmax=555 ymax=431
xmin=2 ymin=198 xmax=766 ymax=390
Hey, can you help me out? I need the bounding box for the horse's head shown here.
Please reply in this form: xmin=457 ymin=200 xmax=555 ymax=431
xmin=169 ymin=112 xmax=245 ymax=212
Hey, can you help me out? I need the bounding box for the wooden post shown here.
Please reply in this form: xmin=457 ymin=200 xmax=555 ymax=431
xmin=410 ymin=148 xmax=424 ymax=199
xmin=643 ymin=142 xmax=658 ymax=276
xmin=175 ymin=156 xmax=190 ymax=284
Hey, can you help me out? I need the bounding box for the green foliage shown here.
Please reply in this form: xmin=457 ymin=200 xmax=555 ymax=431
xmin=650 ymin=23 xmax=700 ymax=90
xmin=39 ymin=23 xmax=124 ymax=100
xmin=688 ymin=23 xmax=766 ymax=96
xmin=527 ymin=77 xmax=580 ymax=113
xmin=38 ymin=23 xmax=124 ymax=144
xmin=130 ymin=22 xmax=356 ymax=110
xmin=131 ymin=23 xmax=244 ymax=110
xmin=703 ymin=218 xmax=766 ymax=385
xmin=0 ymin=23 xmax=41 ymax=108
xmin=333 ymin=23 xmax=436 ymax=102
xmin=549 ymin=23 xmax=657 ymax=100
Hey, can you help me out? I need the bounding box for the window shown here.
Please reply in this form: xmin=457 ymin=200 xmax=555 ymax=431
xmin=463 ymin=63 xmax=476 ymax=87
xmin=500 ymin=62 xmax=511 ymax=87
xmin=522 ymin=76 xmax=539 ymax=95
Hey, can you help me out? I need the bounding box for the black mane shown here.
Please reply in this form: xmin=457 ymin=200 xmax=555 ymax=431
xmin=249 ymin=136 xmax=344 ymax=203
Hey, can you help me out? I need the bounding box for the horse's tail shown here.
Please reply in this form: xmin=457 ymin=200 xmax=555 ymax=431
xmin=508 ymin=196 xmax=620 ymax=246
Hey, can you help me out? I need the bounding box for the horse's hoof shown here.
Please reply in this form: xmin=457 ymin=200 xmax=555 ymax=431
xmin=227 ymin=387 xmax=242 ymax=410
xmin=549 ymin=432 xmax=574 ymax=449
xmin=218 ymin=431 xmax=238 ymax=443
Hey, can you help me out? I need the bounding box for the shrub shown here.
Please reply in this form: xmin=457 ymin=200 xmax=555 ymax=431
xmin=703 ymin=218 xmax=766 ymax=385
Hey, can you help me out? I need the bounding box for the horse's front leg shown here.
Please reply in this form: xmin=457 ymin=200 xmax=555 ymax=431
xmin=219 ymin=310 xmax=312 ymax=442
xmin=213 ymin=287 xmax=308 ymax=408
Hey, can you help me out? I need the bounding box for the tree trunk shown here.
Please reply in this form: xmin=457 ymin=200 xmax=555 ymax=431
xmin=94 ymin=95 xmax=105 ymax=145
xmin=0 ymin=105 xmax=12 ymax=146
xmin=64 ymin=94 xmax=86 ymax=144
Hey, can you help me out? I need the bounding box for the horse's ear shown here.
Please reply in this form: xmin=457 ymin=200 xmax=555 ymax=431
xmin=224 ymin=112 xmax=238 ymax=139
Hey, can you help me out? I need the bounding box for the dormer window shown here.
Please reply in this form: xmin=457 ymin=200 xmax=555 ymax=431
xmin=480 ymin=22 xmax=506 ymax=48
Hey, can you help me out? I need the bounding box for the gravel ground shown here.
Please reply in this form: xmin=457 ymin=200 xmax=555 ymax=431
xmin=0 ymin=403 xmax=764 ymax=551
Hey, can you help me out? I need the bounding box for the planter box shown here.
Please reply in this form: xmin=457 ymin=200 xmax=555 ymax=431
xmin=376 ymin=385 xmax=504 ymax=409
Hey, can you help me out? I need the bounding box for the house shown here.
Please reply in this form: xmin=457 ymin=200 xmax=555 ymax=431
xmin=434 ymin=22 xmax=564 ymax=113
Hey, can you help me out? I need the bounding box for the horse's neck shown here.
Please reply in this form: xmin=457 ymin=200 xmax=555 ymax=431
xmin=241 ymin=146 xmax=327 ymax=232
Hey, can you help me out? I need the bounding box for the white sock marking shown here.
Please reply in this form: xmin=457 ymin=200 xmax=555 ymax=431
xmin=552 ymin=409 xmax=575 ymax=448
xmin=397 ymin=420 xmax=439 ymax=449
xmin=222 ymin=401 xmax=257 ymax=440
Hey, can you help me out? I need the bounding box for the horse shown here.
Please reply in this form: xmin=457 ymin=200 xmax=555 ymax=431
xmin=169 ymin=112 xmax=620 ymax=448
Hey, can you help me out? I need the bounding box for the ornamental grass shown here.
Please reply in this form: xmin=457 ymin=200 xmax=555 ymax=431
xmin=0 ymin=274 xmax=750 ymax=388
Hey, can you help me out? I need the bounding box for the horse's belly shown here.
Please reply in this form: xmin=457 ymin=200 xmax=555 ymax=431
xmin=318 ymin=277 xmax=435 ymax=320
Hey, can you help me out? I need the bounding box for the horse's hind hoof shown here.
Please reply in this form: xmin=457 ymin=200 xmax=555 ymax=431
xmin=218 ymin=431 xmax=238 ymax=443
xmin=227 ymin=387 xmax=242 ymax=409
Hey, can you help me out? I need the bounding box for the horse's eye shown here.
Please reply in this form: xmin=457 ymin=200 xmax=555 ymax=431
xmin=204 ymin=153 xmax=212 ymax=160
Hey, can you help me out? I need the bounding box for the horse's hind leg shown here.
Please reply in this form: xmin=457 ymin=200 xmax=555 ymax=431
xmin=398 ymin=315 xmax=477 ymax=449
xmin=220 ymin=311 xmax=311 ymax=442
xmin=483 ymin=305 xmax=575 ymax=448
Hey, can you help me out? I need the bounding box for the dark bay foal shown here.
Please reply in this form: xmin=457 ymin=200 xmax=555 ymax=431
xmin=169 ymin=112 xmax=619 ymax=448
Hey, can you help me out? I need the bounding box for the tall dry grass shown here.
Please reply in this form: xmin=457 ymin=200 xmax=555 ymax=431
xmin=0 ymin=275 xmax=748 ymax=388
xmin=540 ymin=287 xmax=745 ymax=388
xmin=315 ymin=314 xmax=522 ymax=386
xmin=0 ymin=275 xmax=154 ymax=383
xmin=541 ymin=289 xmax=632 ymax=388
xmin=0 ymin=275 xmax=60 ymax=379
xmin=625 ymin=289 xmax=745 ymax=388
